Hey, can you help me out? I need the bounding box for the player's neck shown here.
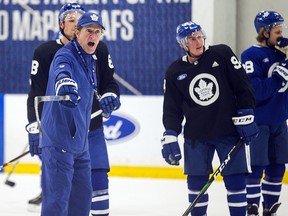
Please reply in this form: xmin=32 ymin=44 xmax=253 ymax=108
xmin=187 ymin=55 xmax=199 ymax=64
xmin=60 ymin=36 xmax=69 ymax=45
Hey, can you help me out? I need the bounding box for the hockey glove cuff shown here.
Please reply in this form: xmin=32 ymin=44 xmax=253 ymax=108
xmin=161 ymin=130 xmax=182 ymax=166
xmin=26 ymin=122 xmax=41 ymax=157
xmin=232 ymin=109 xmax=258 ymax=144
xmin=273 ymin=60 xmax=288 ymax=82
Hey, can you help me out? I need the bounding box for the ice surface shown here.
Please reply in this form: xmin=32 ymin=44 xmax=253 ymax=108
xmin=0 ymin=174 xmax=287 ymax=216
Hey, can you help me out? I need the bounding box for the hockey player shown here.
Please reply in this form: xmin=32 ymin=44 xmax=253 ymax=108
xmin=161 ymin=21 xmax=258 ymax=216
xmin=26 ymin=3 xmax=120 ymax=215
xmin=241 ymin=10 xmax=288 ymax=216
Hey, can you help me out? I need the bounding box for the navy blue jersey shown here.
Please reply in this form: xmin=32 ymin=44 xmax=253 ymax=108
xmin=163 ymin=44 xmax=255 ymax=140
xmin=241 ymin=45 xmax=288 ymax=126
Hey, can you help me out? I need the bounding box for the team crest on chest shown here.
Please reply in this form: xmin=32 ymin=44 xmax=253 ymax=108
xmin=189 ymin=73 xmax=219 ymax=106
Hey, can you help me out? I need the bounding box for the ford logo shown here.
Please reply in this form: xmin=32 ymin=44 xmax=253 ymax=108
xmin=103 ymin=112 xmax=140 ymax=144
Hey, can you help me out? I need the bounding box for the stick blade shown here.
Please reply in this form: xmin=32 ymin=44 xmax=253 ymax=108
xmin=5 ymin=180 xmax=15 ymax=187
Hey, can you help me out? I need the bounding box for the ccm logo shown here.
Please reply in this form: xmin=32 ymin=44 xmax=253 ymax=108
xmin=232 ymin=115 xmax=254 ymax=125
xmin=103 ymin=113 xmax=140 ymax=144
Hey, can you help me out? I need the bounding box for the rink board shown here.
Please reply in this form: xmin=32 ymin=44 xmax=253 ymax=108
xmin=0 ymin=94 xmax=288 ymax=183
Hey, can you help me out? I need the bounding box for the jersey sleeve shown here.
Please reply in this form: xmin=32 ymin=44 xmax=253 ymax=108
xmin=219 ymin=45 xmax=256 ymax=109
xmin=27 ymin=47 xmax=50 ymax=123
xmin=90 ymin=41 xmax=120 ymax=131
xmin=162 ymin=65 xmax=184 ymax=135
xmin=96 ymin=41 xmax=120 ymax=97
xmin=241 ymin=48 xmax=282 ymax=101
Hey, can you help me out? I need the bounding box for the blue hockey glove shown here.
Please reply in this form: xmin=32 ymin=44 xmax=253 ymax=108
xmin=161 ymin=130 xmax=182 ymax=165
xmin=25 ymin=122 xmax=41 ymax=156
xmin=273 ymin=60 xmax=288 ymax=82
xmin=99 ymin=92 xmax=121 ymax=118
xmin=277 ymin=37 xmax=288 ymax=49
xmin=232 ymin=109 xmax=258 ymax=144
xmin=55 ymin=76 xmax=80 ymax=108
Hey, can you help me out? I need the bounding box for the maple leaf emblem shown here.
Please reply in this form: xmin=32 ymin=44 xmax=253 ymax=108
xmin=194 ymin=79 xmax=214 ymax=100
xmin=263 ymin=11 xmax=270 ymax=18
xmin=90 ymin=14 xmax=99 ymax=22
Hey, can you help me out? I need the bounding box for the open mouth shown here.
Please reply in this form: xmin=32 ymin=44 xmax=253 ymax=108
xmin=88 ymin=42 xmax=95 ymax=47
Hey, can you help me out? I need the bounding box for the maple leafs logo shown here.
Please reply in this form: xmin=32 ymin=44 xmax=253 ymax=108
xmin=194 ymin=79 xmax=214 ymax=100
xmin=90 ymin=14 xmax=99 ymax=22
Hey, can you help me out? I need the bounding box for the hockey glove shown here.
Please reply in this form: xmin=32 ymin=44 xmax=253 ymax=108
xmin=277 ymin=37 xmax=288 ymax=49
xmin=232 ymin=109 xmax=258 ymax=144
xmin=99 ymin=92 xmax=121 ymax=118
xmin=26 ymin=122 xmax=41 ymax=156
xmin=55 ymin=76 xmax=80 ymax=108
xmin=161 ymin=130 xmax=182 ymax=165
xmin=273 ymin=60 xmax=288 ymax=82
xmin=276 ymin=37 xmax=288 ymax=57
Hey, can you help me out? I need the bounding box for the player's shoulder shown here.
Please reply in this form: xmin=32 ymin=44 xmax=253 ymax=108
xmin=242 ymin=45 xmax=261 ymax=54
xmin=95 ymin=40 xmax=109 ymax=54
xmin=166 ymin=56 xmax=188 ymax=73
xmin=34 ymin=39 xmax=63 ymax=53
xmin=241 ymin=45 xmax=268 ymax=60
xmin=208 ymin=44 xmax=233 ymax=53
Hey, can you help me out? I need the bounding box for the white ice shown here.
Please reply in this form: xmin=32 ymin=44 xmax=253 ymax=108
xmin=0 ymin=174 xmax=287 ymax=216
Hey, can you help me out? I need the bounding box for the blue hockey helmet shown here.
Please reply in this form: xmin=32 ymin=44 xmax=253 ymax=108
xmin=254 ymin=10 xmax=284 ymax=33
xmin=176 ymin=21 xmax=206 ymax=46
xmin=58 ymin=2 xmax=86 ymax=24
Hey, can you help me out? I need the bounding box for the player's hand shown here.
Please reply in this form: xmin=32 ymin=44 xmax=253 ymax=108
xmin=232 ymin=109 xmax=258 ymax=144
xmin=99 ymin=92 xmax=121 ymax=118
xmin=277 ymin=37 xmax=288 ymax=49
xmin=276 ymin=37 xmax=288 ymax=57
xmin=55 ymin=76 xmax=80 ymax=108
xmin=272 ymin=60 xmax=288 ymax=82
xmin=161 ymin=130 xmax=182 ymax=165
xmin=26 ymin=122 xmax=41 ymax=156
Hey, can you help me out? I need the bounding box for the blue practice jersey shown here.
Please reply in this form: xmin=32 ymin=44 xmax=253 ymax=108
xmin=241 ymin=45 xmax=288 ymax=126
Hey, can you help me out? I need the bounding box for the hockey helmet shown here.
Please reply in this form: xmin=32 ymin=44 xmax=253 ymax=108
xmin=254 ymin=10 xmax=284 ymax=33
xmin=176 ymin=21 xmax=206 ymax=46
xmin=58 ymin=2 xmax=86 ymax=24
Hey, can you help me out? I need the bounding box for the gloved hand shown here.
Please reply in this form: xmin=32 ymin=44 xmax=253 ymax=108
xmin=161 ymin=130 xmax=182 ymax=165
xmin=55 ymin=76 xmax=80 ymax=108
xmin=277 ymin=37 xmax=288 ymax=49
xmin=272 ymin=60 xmax=288 ymax=82
xmin=25 ymin=122 xmax=41 ymax=156
xmin=232 ymin=109 xmax=258 ymax=143
xmin=99 ymin=92 xmax=121 ymax=118
xmin=276 ymin=37 xmax=288 ymax=57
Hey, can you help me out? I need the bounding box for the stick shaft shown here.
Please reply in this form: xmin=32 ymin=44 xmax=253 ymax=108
xmin=4 ymin=144 xmax=28 ymax=180
xmin=34 ymin=95 xmax=71 ymax=138
xmin=0 ymin=151 xmax=30 ymax=170
xmin=182 ymin=140 xmax=243 ymax=216
xmin=91 ymin=110 xmax=103 ymax=119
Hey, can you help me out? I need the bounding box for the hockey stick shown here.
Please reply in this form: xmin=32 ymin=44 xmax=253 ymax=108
xmin=0 ymin=150 xmax=30 ymax=171
xmin=113 ymin=73 xmax=142 ymax=95
xmin=4 ymin=143 xmax=29 ymax=187
xmin=91 ymin=109 xmax=103 ymax=119
xmin=34 ymin=95 xmax=71 ymax=137
xmin=182 ymin=139 xmax=243 ymax=216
